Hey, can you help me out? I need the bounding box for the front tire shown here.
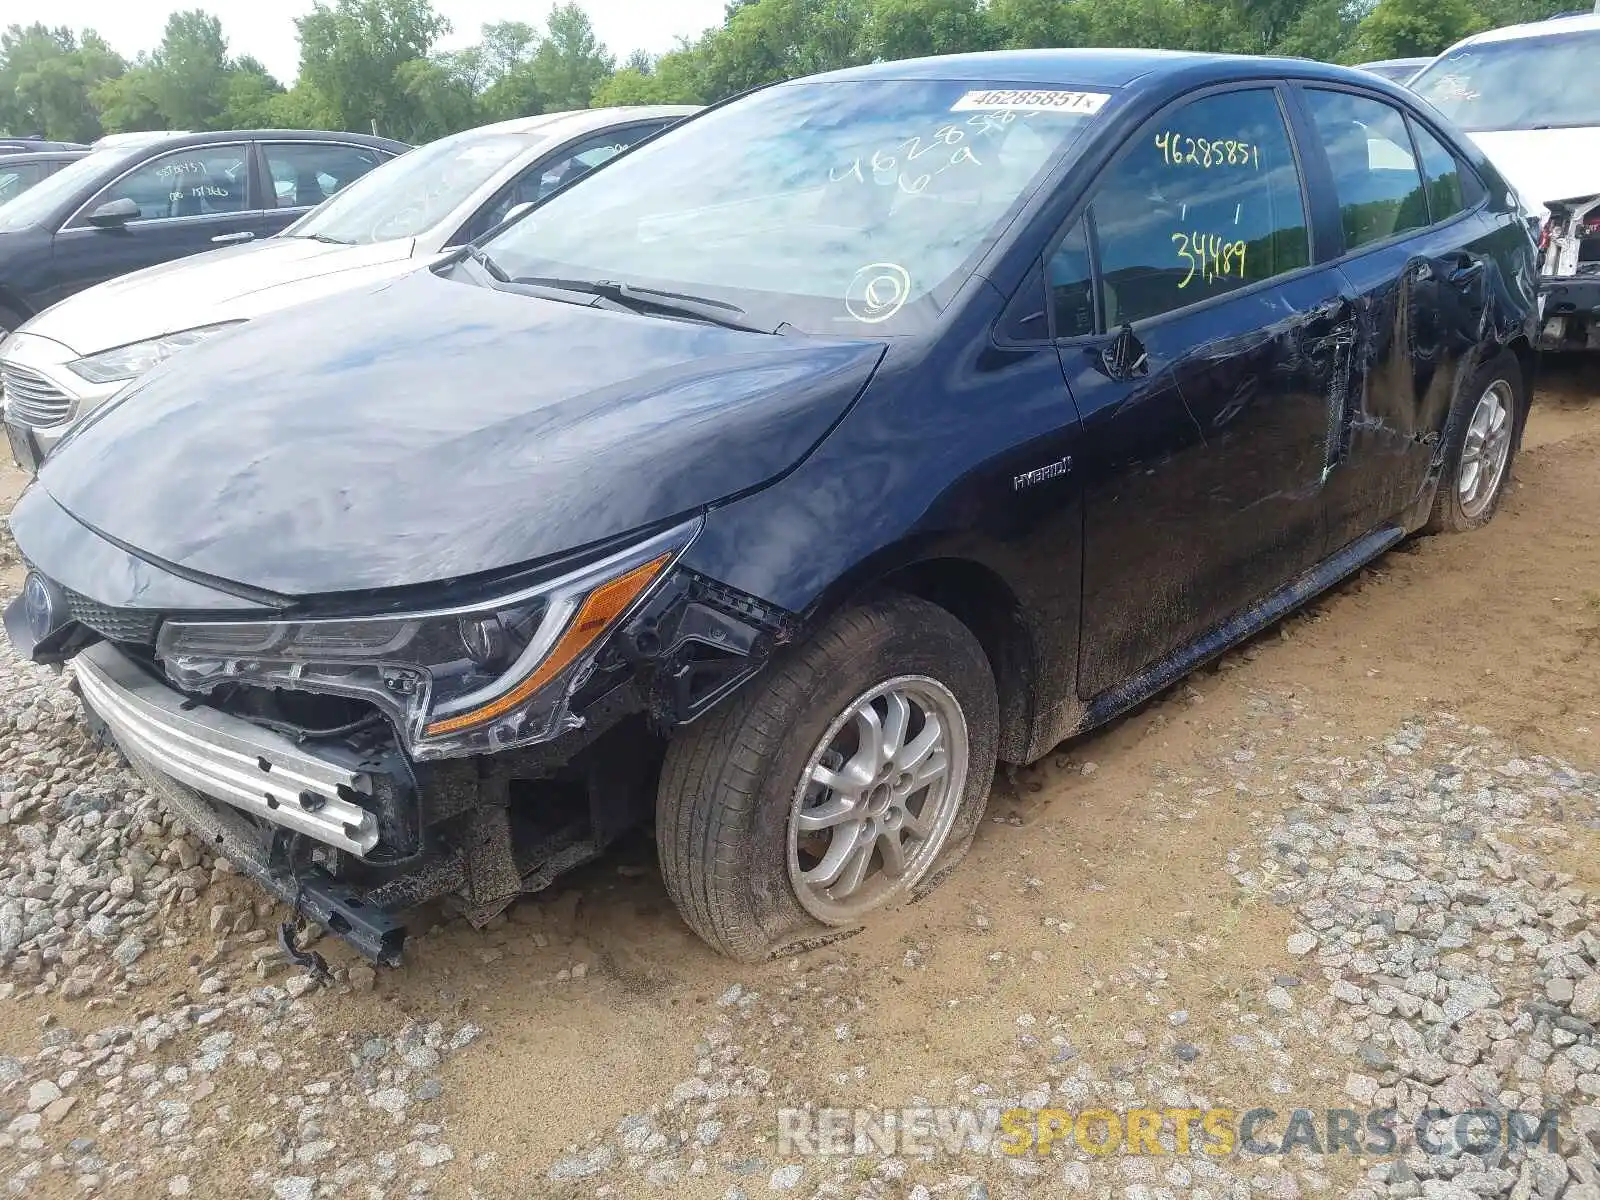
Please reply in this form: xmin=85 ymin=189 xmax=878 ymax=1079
xmin=1423 ymin=350 xmax=1524 ymax=534
xmin=656 ymin=594 xmax=998 ymax=961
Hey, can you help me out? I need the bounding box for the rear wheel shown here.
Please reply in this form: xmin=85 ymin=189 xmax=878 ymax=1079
xmin=1423 ymin=350 xmax=1523 ymax=534
xmin=656 ymin=594 xmax=997 ymax=961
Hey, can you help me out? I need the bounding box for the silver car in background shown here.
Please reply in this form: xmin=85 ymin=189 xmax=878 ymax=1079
xmin=0 ymin=105 xmax=697 ymax=471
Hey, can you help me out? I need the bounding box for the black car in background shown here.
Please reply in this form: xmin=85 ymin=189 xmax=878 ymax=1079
xmin=0 ymin=129 xmax=407 ymax=332
xmin=5 ymin=49 xmax=1538 ymax=967
xmin=0 ymin=151 xmax=88 ymax=208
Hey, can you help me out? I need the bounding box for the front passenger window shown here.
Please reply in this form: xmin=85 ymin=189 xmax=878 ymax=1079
xmin=1088 ymin=88 xmax=1310 ymax=327
xmin=87 ymin=146 xmax=250 ymax=222
xmin=1303 ymin=90 xmax=1429 ymax=251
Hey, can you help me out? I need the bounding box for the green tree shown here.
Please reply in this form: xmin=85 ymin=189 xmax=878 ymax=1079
xmin=395 ymin=51 xmax=483 ymax=139
xmin=146 ymin=10 xmax=233 ymax=129
xmin=988 ymin=0 xmax=1088 ymax=49
xmin=695 ymin=0 xmax=871 ymax=100
xmin=295 ymin=0 xmax=450 ymax=135
xmin=475 ymin=20 xmax=545 ymax=118
xmin=866 ymin=0 xmax=999 ymax=61
xmin=0 ymin=24 xmax=125 ymax=142
xmin=1353 ymin=0 xmax=1482 ymax=58
xmin=222 ymin=57 xmax=288 ymax=128
xmin=529 ymin=4 xmax=615 ymax=111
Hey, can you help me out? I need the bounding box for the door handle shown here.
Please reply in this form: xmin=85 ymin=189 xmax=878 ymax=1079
xmin=1447 ymin=258 xmax=1485 ymax=289
xmin=211 ymin=231 xmax=255 ymax=244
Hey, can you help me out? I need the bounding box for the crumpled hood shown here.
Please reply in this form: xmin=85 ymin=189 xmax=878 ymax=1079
xmin=1468 ymin=129 xmax=1600 ymax=217
xmin=24 ymin=237 xmax=422 ymax=356
xmin=39 ymin=269 xmax=885 ymax=597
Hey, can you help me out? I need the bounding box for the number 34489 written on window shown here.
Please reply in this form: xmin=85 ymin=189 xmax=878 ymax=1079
xmin=1172 ymin=231 xmax=1248 ymax=288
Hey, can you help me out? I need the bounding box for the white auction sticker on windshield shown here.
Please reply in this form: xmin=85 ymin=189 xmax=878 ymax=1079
xmin=950 ymin=89 xmax=1110 ymax=115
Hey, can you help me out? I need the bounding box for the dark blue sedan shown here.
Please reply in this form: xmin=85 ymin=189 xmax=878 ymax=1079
xmin=6 ymin=49 xmax=1538 ymax=966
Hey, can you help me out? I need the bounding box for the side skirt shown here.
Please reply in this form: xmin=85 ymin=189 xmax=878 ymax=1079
xmin=1064 ymin=524 xmax=1407 ymax=747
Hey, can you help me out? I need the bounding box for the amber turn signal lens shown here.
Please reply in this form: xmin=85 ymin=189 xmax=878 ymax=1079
xmin=423 ymin=552 xmax=671 ymax=738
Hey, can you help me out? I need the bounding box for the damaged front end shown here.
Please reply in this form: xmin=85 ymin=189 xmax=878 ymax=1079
xmin=5 ymin=519 xmax=793 ymax=967
xmin=1537 ymin=193 xmax=1600 ymax=351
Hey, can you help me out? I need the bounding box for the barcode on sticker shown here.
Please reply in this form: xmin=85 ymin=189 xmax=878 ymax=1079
xmin=950 ymin=89 xmax=1110 ymax=114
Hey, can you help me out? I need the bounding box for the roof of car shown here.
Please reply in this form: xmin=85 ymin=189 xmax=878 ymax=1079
xmin=0 ymin=140 xmax=88 ymax=154
xmin=1358 ymin=56 xmax=1433 ymax=68
xmin=0 ymin=150 xmax=88 ymax=165
xmin=455 ymin=106 xmax=701 ymax=142
xmin=809 ymin=48 xmax=1407 ymax=90
xmin=93 ymin=129 xmax=411 ymax=154
xmin=1450 ymin=11 xmax=1600 ymax=45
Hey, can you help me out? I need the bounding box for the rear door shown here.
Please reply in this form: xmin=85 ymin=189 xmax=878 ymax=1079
xmin=44 ymin=141 xmax=258 ymax=306
xmin=1294 ymin=86 xmax=1503 ymax=549
xmin=255 ymin=140 xmax=389 ymax=234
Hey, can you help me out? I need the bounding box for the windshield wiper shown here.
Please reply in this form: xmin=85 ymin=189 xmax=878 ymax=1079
xmin=462 ymin=244 xmax=509 ymax=282
xmin=288 ymin=232 xmax=353 ymax=245
xmin=511 ymin=275 xmax=784 ymax=334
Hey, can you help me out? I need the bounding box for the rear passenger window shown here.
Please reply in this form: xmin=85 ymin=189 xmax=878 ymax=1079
xmin=262 ymin=142 xmax=385 ymax=209
xmin=1087 ymin=88 xmax=1310 ymax=327
xmin=1409 ymin=119 xmax=1480 ymax=222
xmin=1303 ymin=90 xmax=1429 ymax=251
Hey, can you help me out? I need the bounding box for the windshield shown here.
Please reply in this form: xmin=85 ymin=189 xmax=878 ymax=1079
xmin=480 ymin=79 xmax=1108 ymax=335
xmin=285 ymin=131 xmax=535 ymax=246
xmin=1411 ymin=32 xmax=1600 ymax=131
xmin=0 ymin=146 xmax=138 ymax=232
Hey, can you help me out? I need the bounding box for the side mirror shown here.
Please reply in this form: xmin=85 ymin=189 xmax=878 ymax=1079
xmin=1098 ymin=323 xmax=1149 ymax=381
xmin=501 ymin=201 xmax=535 ymax=226
xmin=85 ymin=197 xmax=140 ymax=227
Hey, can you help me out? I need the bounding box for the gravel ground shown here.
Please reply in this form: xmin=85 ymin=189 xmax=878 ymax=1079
xmin=0 ymin=367 xmax=1596 ymax=1198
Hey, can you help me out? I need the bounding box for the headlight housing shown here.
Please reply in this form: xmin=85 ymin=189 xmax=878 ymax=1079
xmin=156 ymin=519 xmax=699 ymax=760
xmin=67 ymin=322 xmax=245 ymax=384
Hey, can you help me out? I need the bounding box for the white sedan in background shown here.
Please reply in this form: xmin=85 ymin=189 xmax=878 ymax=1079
xmin=0 ymin=105 xmax=697 ymax=471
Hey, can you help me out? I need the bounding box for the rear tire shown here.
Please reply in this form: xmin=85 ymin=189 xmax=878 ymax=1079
xmin=1423 ymin=349 xmax=1524 ymax=535
xmin=656 ymin=594 xmax=998 ymax=961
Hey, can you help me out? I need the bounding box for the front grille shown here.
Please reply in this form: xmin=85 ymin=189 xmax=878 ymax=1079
xmin=0 ymin=362 xmax=73 ymax=428
xmin=62 ymin=588 xmax=160 ymax=645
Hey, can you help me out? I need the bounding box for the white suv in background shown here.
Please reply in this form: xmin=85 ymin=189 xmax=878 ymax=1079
xmin=1409 ymin=12 xmax=1600 ymax=351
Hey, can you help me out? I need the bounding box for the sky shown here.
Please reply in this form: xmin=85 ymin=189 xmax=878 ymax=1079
xmin=20 ymin=0 xmax=730 ymax=81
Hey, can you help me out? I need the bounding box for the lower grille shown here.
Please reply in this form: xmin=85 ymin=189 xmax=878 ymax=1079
xmin=63 ymin=588 xmax=160 ymax=645
xmin=0 ymin=362 xmax=72 ymax=428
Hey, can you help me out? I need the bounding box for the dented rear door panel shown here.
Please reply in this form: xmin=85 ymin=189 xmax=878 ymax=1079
xmin=1321 ymin=213 xmax=1504 ymax=550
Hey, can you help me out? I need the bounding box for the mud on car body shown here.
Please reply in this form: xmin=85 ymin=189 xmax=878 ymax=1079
xmin=4 ymin=49 xmax=1538 ymax=966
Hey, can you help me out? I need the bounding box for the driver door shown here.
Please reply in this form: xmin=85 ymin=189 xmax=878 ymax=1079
xmin=45 ymin=141 xmax=260 ymax=307
xmin=1060 ymin=84 xmax=1356 ymax=696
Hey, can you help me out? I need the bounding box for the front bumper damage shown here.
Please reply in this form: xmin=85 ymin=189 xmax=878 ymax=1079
xmin=26 ymin=568 xmax=792 ymax=968
xmin=1538 ymin=194 xmax=1600 ymax=352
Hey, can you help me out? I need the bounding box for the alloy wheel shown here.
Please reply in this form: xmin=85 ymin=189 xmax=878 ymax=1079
xmin=1458 ymin=379 xmax=1514 ymax=520
xmin=787 ymin=676 xmax=969 ymax=924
